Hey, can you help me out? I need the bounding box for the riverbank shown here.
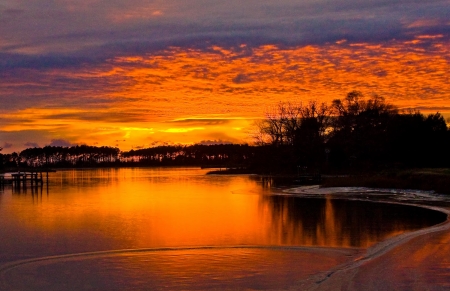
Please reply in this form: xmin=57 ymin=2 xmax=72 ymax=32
xmin=284 ymin=186 xmax=450 ymax=290
xmin=322 ymin=168 xmax=450 ymax=195
xmin=205 ymin=168 xmax=252 ymax=175
xmin=207 ymin=167 xmax=450 ymax=195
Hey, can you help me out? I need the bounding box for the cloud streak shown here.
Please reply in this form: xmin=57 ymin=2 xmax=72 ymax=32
xmin=1 ymin=0 xmax=449 ymax=70
xmin=0 ymin=0 xmax=449 ymax=153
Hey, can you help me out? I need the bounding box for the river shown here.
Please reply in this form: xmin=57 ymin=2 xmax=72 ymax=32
xmin=0 ymin=168 xmax=447 ymax=290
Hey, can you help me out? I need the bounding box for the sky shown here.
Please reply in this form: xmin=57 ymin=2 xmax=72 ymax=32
xmin=0 ymin=0 xmax=449 ymax=153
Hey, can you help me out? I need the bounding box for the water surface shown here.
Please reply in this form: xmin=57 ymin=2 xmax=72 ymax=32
xmin=0 ymin=168 xmax=445 ymax=290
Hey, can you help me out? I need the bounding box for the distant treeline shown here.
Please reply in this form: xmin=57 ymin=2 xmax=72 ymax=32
xmin=1 ymin=91 xmax=449 ymax=173
xmin=0 ymin=144 xmax=254 ymax=168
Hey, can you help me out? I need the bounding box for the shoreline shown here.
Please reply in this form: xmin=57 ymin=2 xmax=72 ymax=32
xmin=206 ymin=167 xmax=450 ymax=195
xmin=283 ymin=185 xmax=450 ymax=290
xmin=321 ymin=169 xmax=450 ymax=195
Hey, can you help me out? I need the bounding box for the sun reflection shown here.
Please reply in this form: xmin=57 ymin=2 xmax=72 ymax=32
xmin=1 ymin=168 xmax=447 ymax=288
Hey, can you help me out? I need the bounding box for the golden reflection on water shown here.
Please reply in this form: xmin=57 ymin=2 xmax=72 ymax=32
xmin=0 ymin=168 xmax=445 ymax=255
xmin=2 ymin=169 xmax=265 ymax=253
xmin=260 ymin=194 xmax=445 ymax=248
xmin=0 ymin=168 xmax=447 ymax=290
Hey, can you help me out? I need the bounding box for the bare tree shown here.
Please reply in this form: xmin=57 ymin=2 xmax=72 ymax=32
xmin=253 ymin=102 xmax=300 ymax=146
xmin=299 ymin=100 xmax=331 ymax=139
xmin=331 ymin=91 xmax=397 ymax=133
xmin=254 ymin=100 xmax=331 ymax=146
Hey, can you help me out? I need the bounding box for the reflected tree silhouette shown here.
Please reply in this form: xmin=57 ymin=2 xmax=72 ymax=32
xmin=260 ymin=195 xmax=447 ymax=247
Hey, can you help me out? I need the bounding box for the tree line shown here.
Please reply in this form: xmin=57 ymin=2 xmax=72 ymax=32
xmin=253 ymin=91 xmax=449 ymax=173
xmin=1 ymin=91 xmax=449 ymax=173
xmin=0 ymin=144 xmax=253 ymax=168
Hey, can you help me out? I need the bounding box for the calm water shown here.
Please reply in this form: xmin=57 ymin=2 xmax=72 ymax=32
xmin=0 ymin=168 xmax=446 ymax=290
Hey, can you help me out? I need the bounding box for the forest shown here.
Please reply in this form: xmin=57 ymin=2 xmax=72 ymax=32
xmin=1 ymin=91 xmax=449 ymax=174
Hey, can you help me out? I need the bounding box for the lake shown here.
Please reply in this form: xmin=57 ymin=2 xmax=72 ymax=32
xmin=0 ymin=168 xmax=446 ymax=290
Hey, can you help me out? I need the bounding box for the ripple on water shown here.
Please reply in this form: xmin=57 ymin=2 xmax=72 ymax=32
xmin=0 ymin=246 xmax=362 ymax=291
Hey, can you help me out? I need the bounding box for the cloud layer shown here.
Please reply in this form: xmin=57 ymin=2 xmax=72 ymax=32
xmin=1 ymin=0 xmax=449 ymax=70
xmin=0 ymin=0 xmax=449 ymax=153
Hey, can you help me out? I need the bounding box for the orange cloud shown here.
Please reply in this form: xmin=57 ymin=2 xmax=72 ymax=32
xmin=108 ymin=37 xmax=449 ymax=117
xmin=1 ymin=37 xmax=449 ymax=152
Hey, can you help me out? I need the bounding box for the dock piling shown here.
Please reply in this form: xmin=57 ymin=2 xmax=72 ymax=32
xmin=0 ymin=169 xmax=55 ymax=189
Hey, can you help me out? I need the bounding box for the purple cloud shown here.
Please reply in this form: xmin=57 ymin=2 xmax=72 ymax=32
xmin=0 ymin=0 xmax=448 ymax=72
xmin=196 ymin=139 xmax=234 ymax=145
xmin=232 ymin=74 xmax=253 ymax=84
xmin=48 ymin=139 xmax=76 ymax=147
xmin=24 ymin=142 xmax=39 ymax=148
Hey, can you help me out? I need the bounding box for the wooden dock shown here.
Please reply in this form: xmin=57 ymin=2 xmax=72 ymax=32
xmin=0 ymin=169 xmax=56 ymax=188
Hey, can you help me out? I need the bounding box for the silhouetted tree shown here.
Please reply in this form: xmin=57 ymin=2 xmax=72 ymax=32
xmin=13 ymin=91 xmax=449 ymax=173
xmin=293 ymin=101 xmax=331 ymax=170
xmin=19 ymin=145 xmax=121 ymax=167
xmin=328 ymin=91 xmax=398 ymax=169
xmin=386 ymin=111 xmax=449 ymax=167
xmin=254 ymin=102 xmax=301 ymax=146
xmin=253 ymin=100 xmax=331 ymax=172
xmin=255 ymin=101 xmax=330 ymax=148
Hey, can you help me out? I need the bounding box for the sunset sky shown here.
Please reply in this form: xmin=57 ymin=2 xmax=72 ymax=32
xmin=1 ymin=0 xmax=449 ymax=153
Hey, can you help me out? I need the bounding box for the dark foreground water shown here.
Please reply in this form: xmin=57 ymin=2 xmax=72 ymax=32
xmin=0 ymin=168 xmax=446 ymax=290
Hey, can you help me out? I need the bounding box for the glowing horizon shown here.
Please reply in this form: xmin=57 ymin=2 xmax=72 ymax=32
xmin=1 ymin=1 xmax=449 ymax=153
